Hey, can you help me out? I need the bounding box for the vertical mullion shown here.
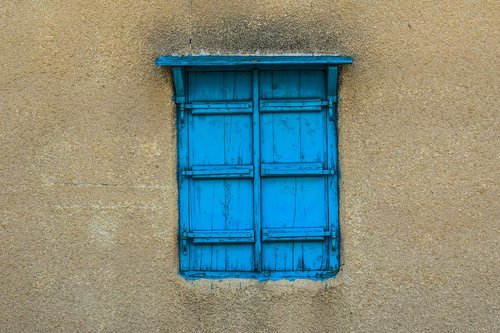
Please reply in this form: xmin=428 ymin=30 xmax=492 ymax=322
xmin=252 ymin=69 xmax=262 ymax=272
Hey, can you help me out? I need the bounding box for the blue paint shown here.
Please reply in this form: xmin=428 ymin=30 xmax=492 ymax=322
xmin=182 ymin=165 xmax=254 ymax=178
xmin=186 ymin=230 xmax=255 ymax=244
xmin=181 ymin=270 xmax=337 ymax=281
xmin=171 ymin=67 xmax=186 ymax=120
xmin=252 ymin=69 xmax=262 ymax=272
xmin=173 ymin=65 xmax=190 ymax=270
xmin=327 ymin=65 xmax=341 ymax=270
xmin=260 ymin=98 xmax=327 ymax=112
xmin=162 ymin=56 xmax=351 ymax=280
xmin=187 ymin=70 xmax=254 ymax=272
xmin=262 ymin=228 xmax=335 ymax=241
xmin=261 ymin=162 xmax=335 ymax=176
xmin=156 ymin=55 xmax=353 ymax=67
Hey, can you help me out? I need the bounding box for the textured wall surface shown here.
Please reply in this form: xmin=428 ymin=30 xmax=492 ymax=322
xmin=1 ymin=1 xmax=499 ymax=332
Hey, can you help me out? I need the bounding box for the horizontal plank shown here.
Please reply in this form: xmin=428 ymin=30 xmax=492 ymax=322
xmin=186 ymin=102 xmax=253 ymax=109
xmin=156 ymin=55 xmax=353 ymax=67
xmin=185 ymin=64 xmax=331 ymax=71
xmin=188 ymin=230 xmax=255 ymax=244
xmin=262 ymin=228 xmax=334 ymax=242
xmin=187 ymin=101 xmax=253 ymax=115
xmin=261 ymin=163 xmax=335 ymax=176
xmin=180 ymin=270 xmax=338 ymax=281
xmin=191 ymin=109 xmax=252 ymax=115
xmin=192 ymin=237 xmax=254 ymax=244
xmin=260 ymin=99 xmax=327 ymax=112
xmin=182 ymin=165 xmax=253 ymax=178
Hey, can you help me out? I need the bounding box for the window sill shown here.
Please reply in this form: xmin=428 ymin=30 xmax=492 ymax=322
xmin=180 ymin=270 xmax=339 ymax=281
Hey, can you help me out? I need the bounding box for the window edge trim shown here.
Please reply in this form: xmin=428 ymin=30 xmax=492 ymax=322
xmin=156 ymin=55 xmax=353 ymax=67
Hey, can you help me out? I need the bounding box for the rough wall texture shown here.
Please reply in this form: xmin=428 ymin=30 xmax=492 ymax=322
xmin=1 ymin=1 xmax=499 ymax=332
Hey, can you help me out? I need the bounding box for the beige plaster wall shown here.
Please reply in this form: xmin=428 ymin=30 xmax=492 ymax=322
xmin=1 ymin=1 xmax=499 ymax=332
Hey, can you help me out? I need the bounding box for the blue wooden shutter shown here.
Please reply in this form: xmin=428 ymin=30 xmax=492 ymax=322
xmin=259 ymin=68 xmax=339 ymax=273
xmin=176 ymin=64 xmax=341 ymax=278
xmin=180 ymin=70 xmax=255 ymax=272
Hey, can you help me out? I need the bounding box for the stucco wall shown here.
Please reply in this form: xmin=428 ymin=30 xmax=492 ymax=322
xmin=1 ymin=1 xmax=499 ymax=332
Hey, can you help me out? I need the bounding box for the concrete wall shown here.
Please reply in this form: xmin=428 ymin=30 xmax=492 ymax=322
xmin=1 ymin=1 xmax=498 ymax=332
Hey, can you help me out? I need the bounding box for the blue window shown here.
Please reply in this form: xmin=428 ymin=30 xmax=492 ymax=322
xmin=156 ymin=56 xmax=352 ymax=280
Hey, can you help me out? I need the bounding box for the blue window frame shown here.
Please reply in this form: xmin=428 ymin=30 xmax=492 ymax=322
xmin=156 ymin=56 xmax=352 ymax=280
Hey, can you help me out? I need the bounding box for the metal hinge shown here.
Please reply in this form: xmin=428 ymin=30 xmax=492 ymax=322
xmin=175 ymin=96 xmax=186 ymax=120
xmin=181 ymin=229 xmax=188 ymax=255
xmin=327 ymin=96 xmax=337 ymax=120
xmin=330 ymin=231 xmax=338 ymax=251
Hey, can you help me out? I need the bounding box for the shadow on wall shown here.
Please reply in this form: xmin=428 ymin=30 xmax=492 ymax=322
xmin=144 ymin=1 xmax=360 ymax=55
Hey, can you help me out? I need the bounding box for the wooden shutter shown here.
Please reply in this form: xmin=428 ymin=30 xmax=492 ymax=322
xmin=259 ymin=69 xmax=338 ymax=272
xmin=177 ymin=65 xmax=340 ymax=278
xmin=180 ymin=70 xmax=255 ymax=272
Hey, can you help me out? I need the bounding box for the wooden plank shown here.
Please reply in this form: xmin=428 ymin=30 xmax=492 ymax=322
xmin=181 ymin=270 xmax=337 ymax=281
xmin=189 ymin=230 xmax=254 ymax=244
xmin=299 ymin=70 xmax=326 ymax=163
xmin=188 ymin=72 xmax=226 ymax=167
xmin=177 ymin=66 xmax=190 ymax=272
xmin=190 ymin=109 xmax=252 ymax=115
xmin=262 ymin=228 xmax=332 ymax=241
xmin=259 ymin=99 xmax=326 ymax=112
xmin=157 ymin=55 xmax=353 ymax=67
xmin=261 ymin=162 xmax=334 ymax=176
xmin=262 ymin=70 xmax=302 ymax=271
xmin=171 ymin=66 xmax=185 ymax=106
xmin=192 ymin=237 xmax=254 ymax=244
xmin=182 ymin=164 xmax=253 ymax=178
xmin=261 ymin=70 xmax=294 ymax=271
xmin=327 ymin=66 xmax=339 ymax=120
xmin=259 ymin=71 xmax=274 ymax=165
xmin=186 ymin=64 xmax=330 ymax=72
xmin=327 ymin=65 xmax=340 ymax=272
xmin=270 ymin=71 xmax=301 ymax=163
xmin=189 ymin=230 xmax=254 ymax=239
xmin=298 ymin=69 xmax=329 ymax=271
xmin=252 ymin=69 xmax=262 ymax=272
xmin=186 ymin=101 xmax=252 ymax=109
xmin=224 ymin=72 xmax=253 ymax=165
xmin=223 ymin=179 xmax=254 ymax=271
xmin=187 ymin=101 xmax=253 ymax=115
xmin=189 ymin=180 xmax=221 ymax=270
xmin=327 ymin=66 xmax=339 ymax=97
xmin=222 ymin=71 xmax=255 ymax=271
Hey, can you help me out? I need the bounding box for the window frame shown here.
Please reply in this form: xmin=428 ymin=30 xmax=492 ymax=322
xmin=156 ymin=56 xmax=352 ymax=280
